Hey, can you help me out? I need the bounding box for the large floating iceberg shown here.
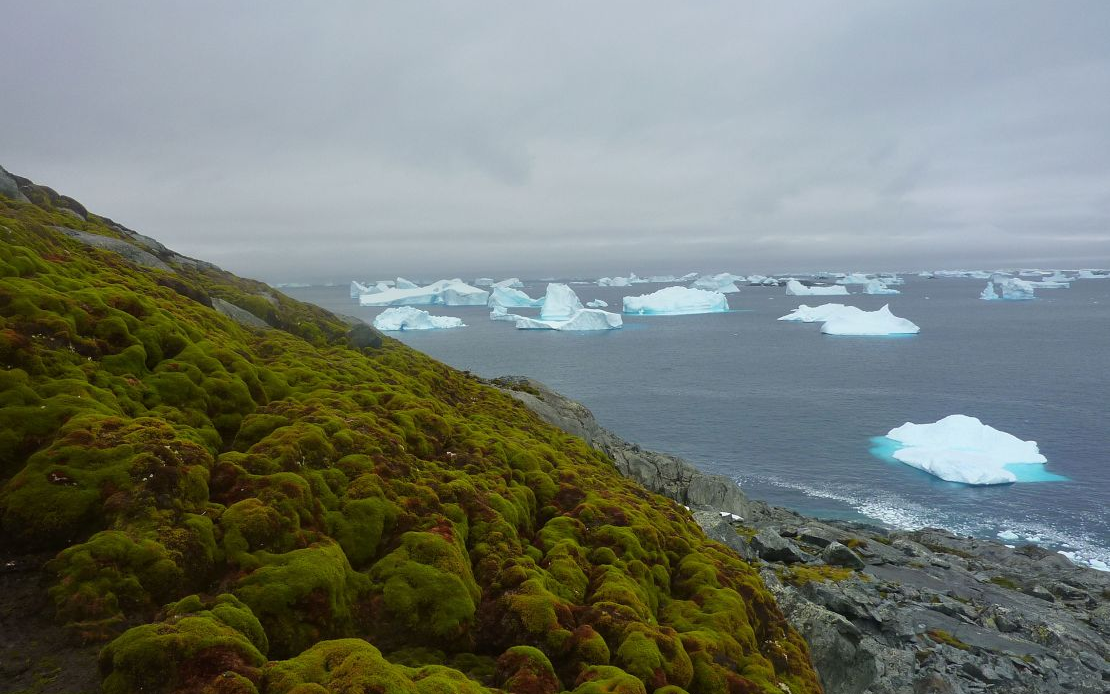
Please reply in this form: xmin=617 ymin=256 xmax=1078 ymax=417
xmin=372 ymin=307 xmax=465 ymax=331
xmin=394 ymin=277 xmax=419 ymax=289
xmin=981 ymin=277 xmax=1035 ymax=301
xmin=359 ymin=279 xmax=489 ymax=307
xmin=785 ymin=279 xmax=849 ymax=296
xmin=883 ymin=414 xmax=1049 ymax=485
xmin=540 ymin=283 xmax=585 ymax=320
xmin=622 ymin=286 xmax=729 ymax=315
xmin=515 ymin=308 xmax=623 ymax=331
xmin=863 ymin=279 xmax=900 ymax=295
xmin=820 ymin=304 xmax=919 ymax=335
xmin=777 ymin=303 xmax=855 ymax=323
xmin=489 ymin=285 xmax=544 ymax=308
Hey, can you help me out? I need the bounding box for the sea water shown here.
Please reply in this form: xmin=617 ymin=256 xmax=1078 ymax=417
xmin=286 ymin=277 xmax=1110 ymax=569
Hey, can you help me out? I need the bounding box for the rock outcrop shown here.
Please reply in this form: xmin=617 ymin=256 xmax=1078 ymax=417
xmin=500 ymin=377 xmax=1110 ymax=694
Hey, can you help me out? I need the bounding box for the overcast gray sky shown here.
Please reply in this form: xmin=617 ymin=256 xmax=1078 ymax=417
xmin=3 ymin=1 xmax=1109 ymax=282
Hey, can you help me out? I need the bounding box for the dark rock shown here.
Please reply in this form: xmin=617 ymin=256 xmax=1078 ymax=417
xmin=212 ymin=298 xmax=270 ymax=329
xmin=347 ymin=322 xmax=385 ymax=350
xmin=822 ymin=542 xmax=865 ymax=569
xmin=53 ymin=226 xmax=172 ymax=271
xmin=0 ymin=165 xmax=30 ymax=203
xmin=750 ymin=528 xmax=807 ymax=563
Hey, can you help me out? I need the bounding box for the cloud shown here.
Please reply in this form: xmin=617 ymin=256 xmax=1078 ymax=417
xmin=2 ymin=0 xmax=1109 ymax=281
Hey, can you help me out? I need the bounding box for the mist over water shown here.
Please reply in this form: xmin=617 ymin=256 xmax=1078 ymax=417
xmin=287 ymin=276 xmax=1110 ymax=568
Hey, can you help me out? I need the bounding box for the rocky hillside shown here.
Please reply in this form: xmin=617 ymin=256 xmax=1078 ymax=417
xmin=501 ymin=378 xmax=1110 ymax=694
xmin=0 ymin=165 xmax=820 ymax=694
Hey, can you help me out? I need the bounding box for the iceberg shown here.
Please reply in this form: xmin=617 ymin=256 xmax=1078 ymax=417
xmin=586 ymin=299 xmax=608 ymax=308
xmin=836 ymin=273 xmax=872 ymax=285
xmin=996 ymin=277 xmax=1036 ymax=301
xmin=515 ymin=308 xmax=622 ymax=331
xmin=884 ymin=414 xmax=1048 ymax=485
xmin=777 ymin=303 xmax=856 ymax=322
xmin=691 ymin=273 xmax=743 ymax=293
xmin=359 ymin=279 xmax=489 ymax=306
xmin=489 ymin=305 xmax=519 ymax=322
xmin=493 ymin=278 xmax=524 ymax=288
xmin=539 ymin=283 xmax=584 ymax=320
xmin=622 ymin=286 xmax=729 ymax=315
xmin=997 ymin=530 xmax=1020 ymax=541
xmin=488 ymin=285 xmax=544 ymax=308
xmin=474 ymin=277 xmax=495 ymax=287
xmin=745 ymin=275 xmax=780 ymax=286
xmin=372 ymin=307 xmax=465 ymax=331
xmin=785 ymin=279 xmax=849 ymax=296
xmin=351 ymin=280 xmax=371 ymax=298
xmin=597 ymin=276 xmax=631 ymax=287
xmin=394 ymin=277 xmax=419 ymax=289
xmin=1078 ymin=269 xmax=1110 ymax=279
xmin=979 ymin=283 xmax=999 ymax=301
xmin=863 ymin=279 xmax=900 ymax=295
xmin=820 ymin=304 xmax=919 ymax=335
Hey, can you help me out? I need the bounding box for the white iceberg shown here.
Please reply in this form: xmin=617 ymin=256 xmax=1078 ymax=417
xmin=884 ymin=414 xmax=1048 ymax=485
xmin=488 ymin=285 xmax=544 ymax=308
xmin=474 ymin=277 xmax=495 ymax=287
xmin=373 ymin=307 xmax=465 ymax=331
xmin=489 ymin=305 xmax=519 ymax=322
xmin=996 ymin=277 xmax=1036 ymax=301
xmin=980 ymin=282 xmax=999 ymax=301
xmin=1078 ymin=269 xmax=1110 ymax=279
xmin=785 ymin=279 xmax=849 ymax=296
xmin=997 ymin=530 xmax=1020 ymax=541
xmin=836 ymin=273 xmax=872 ymax=285
xmin=515 ymin=308 xmax=622 ymax=331
xmin=691 ymin=273 xmax=743 ymax=293
xmin=622 ymin=286 xmax=729 ymax=315
xmin=351 ymin=280 xmax=371 ymax=298
xmin=394 ymin=277 xmax=419 ymax=289
xmin=863 ymin=279 xmax=900 ymax=295
xmin=746 ymin=275 xmax=780 ymax=286
xmin=539 ymin=283 xmax=584 ymax=320
xmin=777 ymin=303 xmax=856 ymax=322
xmin=597 ymin=276 xmax=631 ymax=287
xmin=647 ymin=275 xmax=678 ymax=283
xmin=586 ymin=299 xmax=608 ymax=308
xmin=493 ymin=278 xmax=524 ymax=288
xmin=359 ymin=279 xmax=489 ymax=306
xmin=820 ymin=304 xmax=919 ymax=335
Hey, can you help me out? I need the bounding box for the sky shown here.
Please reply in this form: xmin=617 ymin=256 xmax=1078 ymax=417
xmin=2 ymin=1 xmax=1110 ymax=282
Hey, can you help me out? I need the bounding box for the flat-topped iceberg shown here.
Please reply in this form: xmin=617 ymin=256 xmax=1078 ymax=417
xmin=359 ymin=279 xmax=489 ymax=306
xmin=777 ymin=303 xmax=855 ymax=322
xmin=489 ymin=285 xmax=544 ymax=308
xmin=623 ymin=286 xmax=729 ymax=315
xmin=1078 ymin=269 xmax=1110 ymax=279
xmin=540 ymin=283 xmax=584 ymax=320
xmin=820 ymin=304 xmax=919 ymax=335
xmin=864 ymin=279 xmax=900 ymax=295
xmin=373 ymin=306 xmax=465 ymax=331
xmin=785 ymin=279 xmax=849 ymax=296
xmin=515 ymin=308 xmax=622 ymax=331
xmin=883 ymin=414 xmax=1049 ymax=485
xmin=836 ymin=273 xmax=872 ymax=285
xmin=493 ymin=278 xmax=524 ymax=288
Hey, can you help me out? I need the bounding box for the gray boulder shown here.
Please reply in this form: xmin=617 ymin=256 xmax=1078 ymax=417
xmin=822 ymin=542 xmax=865 ymax=569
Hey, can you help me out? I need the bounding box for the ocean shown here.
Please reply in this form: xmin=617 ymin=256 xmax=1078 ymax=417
xmin=285 ymin=277 xmax=1110 ymax=570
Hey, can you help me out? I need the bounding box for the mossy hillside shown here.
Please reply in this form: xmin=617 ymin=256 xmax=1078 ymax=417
xmin=0 ymin=184 xmax=820 ymax=693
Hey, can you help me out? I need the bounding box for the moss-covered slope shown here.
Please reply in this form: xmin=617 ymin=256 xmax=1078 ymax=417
xmin=0 ymin=170 xmax=820 ymax=694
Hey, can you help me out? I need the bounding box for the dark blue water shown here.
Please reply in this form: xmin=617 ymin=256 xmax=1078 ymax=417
xmin=286 ymin=278 xmax=1110 ymax=569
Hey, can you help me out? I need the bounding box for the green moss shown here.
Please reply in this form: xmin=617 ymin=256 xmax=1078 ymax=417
xmin=777 ymin=564 xmax=857 ymax=587
xmin=925 ymin=629 xmax=972 ymax=651
xmin=988 ymin=575 xmax=1019 ymax=590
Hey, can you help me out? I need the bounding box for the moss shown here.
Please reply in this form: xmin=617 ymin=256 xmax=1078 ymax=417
xmin=925 ymin=629 xmax=972 ymax=651
xmin=988 ymin=575 xmax=1019 ymax=590
xmin=777 ymin=564 xmax=857 ymax=587
xmin=0 ymin=195 xmax=821 ymax=694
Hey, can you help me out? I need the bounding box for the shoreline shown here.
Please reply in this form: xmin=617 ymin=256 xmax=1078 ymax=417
xmin=495 ymin=375 xmax=1110 ymax=694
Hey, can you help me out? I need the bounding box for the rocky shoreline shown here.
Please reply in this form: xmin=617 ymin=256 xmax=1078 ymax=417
xmin=495 ymin=376 xmax=1110 ymax=694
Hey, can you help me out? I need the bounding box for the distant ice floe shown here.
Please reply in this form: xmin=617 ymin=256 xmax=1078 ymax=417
xmin=777 ymin=303 xmax=853 ymax=323
xmin=515 ymin=308 xmax=623 ymax=331
xmin=586 ymin=299 xmax=608 ymax=308
xmin=863 ymin=279 xmax=900 ymax=295
xmin=836 ymin=272 xmax=872 ymax=285
xmin=820 ymin=304 xmax=919 ymax=335
xmin=882 ymin=414 xmax=1052 ymax=485
xmin=623 ymin=286 xmax=730 ymax=315
xmin=785 ymin=279 xmax=849 ymax=296
xmin=746 ymin=274 xmax=781 ymax=286
xmin=373 ymin=306 xmax=465 ymax=331
xmin=980 ymin=277 xmax=1036 ymax=301
xmin=474 ymin=277 xmax=495 ymax=287
xmin=493 ymin=278 xmax=524 ymax=288
xmin=1078 ymin=269 xmax=1110 ymax=279
xmin=597 ymin=273 xmax=649 ymax=287
xmin=690 ymin=273 xmax=744 ymax=293
xmin=358 ymin=279 xmax=489 ymax=306
xmin=997 ymin=529 xmax=1020 ymax=541
xmin=488 ymin=285 xmax=544 ymax=308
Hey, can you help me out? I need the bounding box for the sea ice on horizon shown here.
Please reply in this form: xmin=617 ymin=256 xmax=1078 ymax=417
xmin=785 ymin=279 xmax=849 ymax=296
xmin=373 ymin=306 xmax=465 ymax=331
xmin=820 ymin=304 xmax=919 ymax=335
xmin=884 ymin=414 xmax=1048 ymax=485
xmin=622 ymin=286 xmax=729 ymax=315
xmin=359 ymin=279 xmax=489 ymax=306
xmin=515 ymin=308 xmax=622 ymax=331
